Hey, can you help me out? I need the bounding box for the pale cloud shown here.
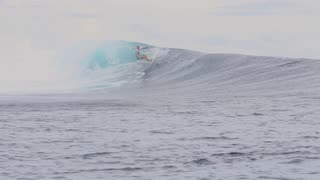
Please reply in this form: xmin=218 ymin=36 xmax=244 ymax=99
xmin=212 ymin=0 xmax=319 ymax=16
xmin=212 ymin=1 xmax=292 ymax=16
xmin=0 ymin=0 xmax=319 ymax=59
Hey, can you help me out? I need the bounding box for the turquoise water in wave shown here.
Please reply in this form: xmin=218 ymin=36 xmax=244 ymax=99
xmin=86 ymin=41 xmax=148 ymax=70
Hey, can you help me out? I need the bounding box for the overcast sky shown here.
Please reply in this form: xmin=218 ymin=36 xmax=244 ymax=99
xmin=1 ymin=0 xmax=319 ymax=90
xmin=1 ymin=0 xmax=320 ymax=59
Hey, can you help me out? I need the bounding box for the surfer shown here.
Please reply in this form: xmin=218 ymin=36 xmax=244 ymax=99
xmin=136 ymin=45 xmax=152 ymax=62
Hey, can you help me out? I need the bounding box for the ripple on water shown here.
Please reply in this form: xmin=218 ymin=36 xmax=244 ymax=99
xmin=56 ymin=167 xmax=144 ymax=175
xmin=188 ymin=158 xmax=212 ymax=165
xmin=149 ymin=130 xmax=175 ymax=135
xmin=81 ymin=152 xmax=114 ymax=159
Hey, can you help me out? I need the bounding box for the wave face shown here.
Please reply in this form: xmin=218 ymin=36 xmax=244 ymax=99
xmin=75 ymin=41 xmax=165 ymax=90
xmin=71 ymin=40 xmax=320 ymax=96
xmin=4 ymin=40 xmax=319 ymax=94
xmin=85 ymin=41 xmax=146 ymax=70
xmin=141 ymin=50 xmax=320 ymax=95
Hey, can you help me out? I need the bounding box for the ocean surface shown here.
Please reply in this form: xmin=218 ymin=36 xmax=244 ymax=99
xmin=1 ymin=41 xmax=320 ymax=180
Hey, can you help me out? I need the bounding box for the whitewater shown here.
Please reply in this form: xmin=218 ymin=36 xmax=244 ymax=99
xmin=1 ymin=41 xmax=320 ymax=180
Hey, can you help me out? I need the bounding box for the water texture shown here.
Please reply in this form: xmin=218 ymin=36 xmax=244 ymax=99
xmin=1 ymin=41 xmax=320 ymax=180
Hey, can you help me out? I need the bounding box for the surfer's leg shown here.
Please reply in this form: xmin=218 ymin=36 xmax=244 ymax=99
xmin=142 ymin=55 xmax=152 ymax=62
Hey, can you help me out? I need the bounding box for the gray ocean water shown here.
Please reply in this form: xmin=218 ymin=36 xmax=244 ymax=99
xmin=1 ymin=48 xmax=320 ymax=180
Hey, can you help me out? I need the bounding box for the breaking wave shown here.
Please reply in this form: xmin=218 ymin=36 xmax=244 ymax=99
xmin=74 ymin=40 xmax=320 ymax=95
xmin=2 ymin=40 xmax=320 ymax=94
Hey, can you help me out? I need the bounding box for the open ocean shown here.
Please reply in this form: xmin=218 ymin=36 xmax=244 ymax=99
xmin=1 ymin=42 xmax=320 ymax=180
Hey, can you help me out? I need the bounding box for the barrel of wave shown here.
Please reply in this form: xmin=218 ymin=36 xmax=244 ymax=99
xmin=87 ymin=41 xmax=152 ymax=70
